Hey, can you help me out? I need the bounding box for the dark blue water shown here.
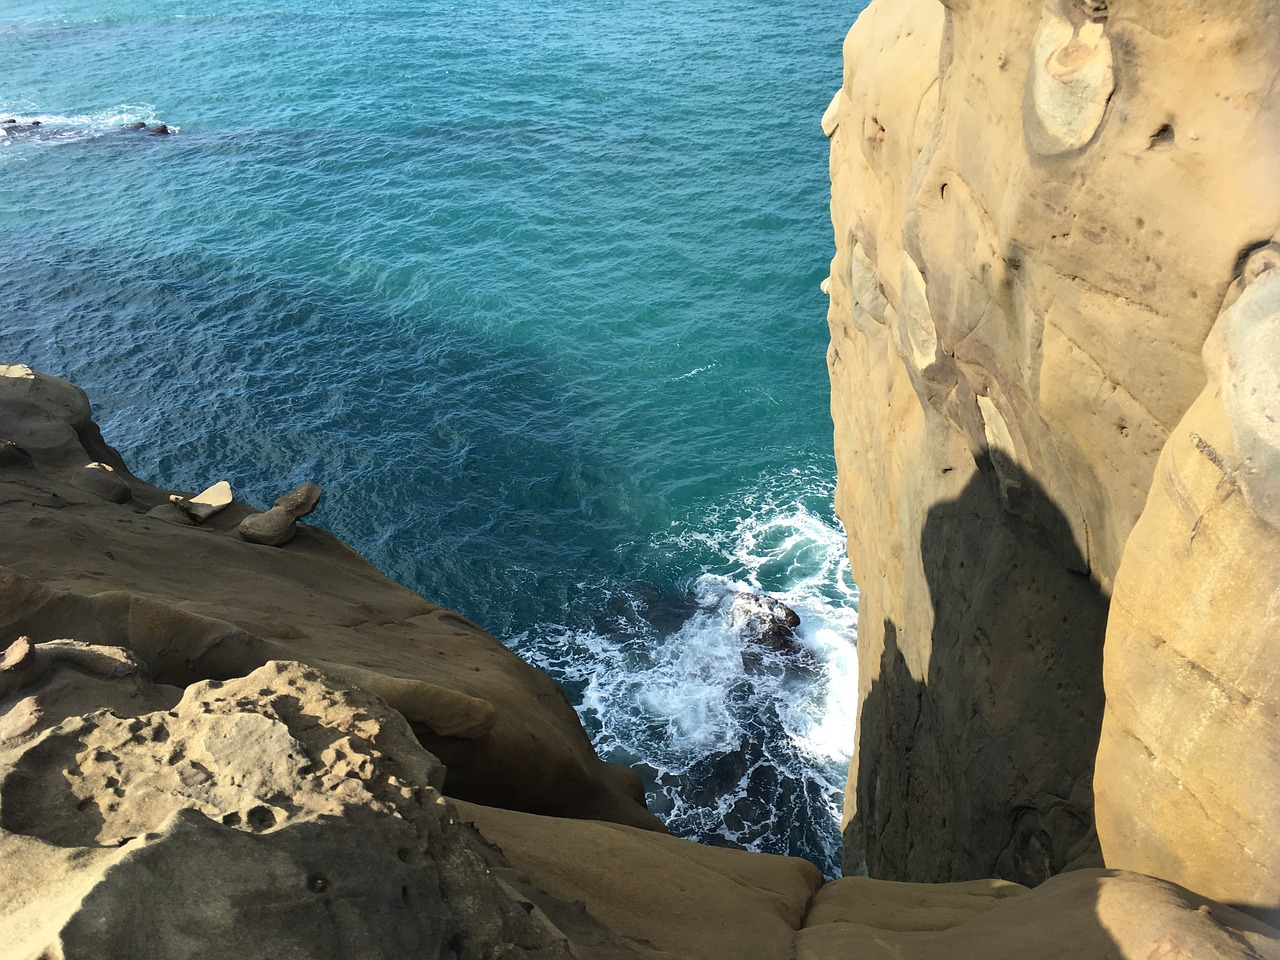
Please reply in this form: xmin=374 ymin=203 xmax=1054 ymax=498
xmin=0 ymin=1 xmax=862 ymax=875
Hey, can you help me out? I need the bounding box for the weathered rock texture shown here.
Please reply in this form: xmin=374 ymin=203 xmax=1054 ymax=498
xmin=0 ymin=363 xmax=658 ymax=832
xmin=825 ymin=0 xmax=1280 ymax=889
xmin=1094 ymin=245 xmax=1280 ymax=925
xmin=0 ymin=651 xmax=574 ymax=959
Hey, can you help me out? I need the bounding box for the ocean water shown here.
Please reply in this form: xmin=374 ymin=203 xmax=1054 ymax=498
xmin=0 ymin=1 xmax=863 ymax=875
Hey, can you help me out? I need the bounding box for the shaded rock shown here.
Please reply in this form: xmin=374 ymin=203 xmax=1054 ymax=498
xmin=238 ymin=481 xmax=323 ymax=546
xmin=145 ymin=501 xmax=196 ymax=525
xmin=78 ymin=461 xmax=132 ymax=503
xmin=0 ymin=440 xmax=31 ymax=468
xmin=330 ymin=661 xmax=499 ymax=740
xmin=0 ymin=657 xmax=576 ymax=959
xmin=0 ymin=363 xmax=142 ymax=489
xmin=727 ymin=592 xmax=802 ymax=650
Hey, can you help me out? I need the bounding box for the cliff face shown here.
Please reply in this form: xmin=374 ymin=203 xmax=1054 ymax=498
xmin=826 ymin=0 xmax=1280 ymax=913
xmin=2 ymin=366 xmax=1276 ymax=957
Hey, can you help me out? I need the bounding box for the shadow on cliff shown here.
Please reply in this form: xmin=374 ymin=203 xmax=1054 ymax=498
xmin=845 ymin=451 xmax=1107 ymax=888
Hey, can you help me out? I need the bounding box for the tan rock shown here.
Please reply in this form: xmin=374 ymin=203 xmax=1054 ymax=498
xmin=803 ymin=875 xmax=1026 ymax=931
xmin=0 ymin=658 xmax=576 ymax=959
xmin=453 ymin=804 xmax=1278 ymax=960
xmin=456 ymin=799 xmax=822 ymax=960
xmin=0 ymin=368 xmax=661 ymax=833
xmin=1094 ymin=244 xmax=1280 ymax=926
xmin=797 ymin=869 xmax=1280 ymax=960
xmin=827 ymin=0 xmax=1280 ymax=882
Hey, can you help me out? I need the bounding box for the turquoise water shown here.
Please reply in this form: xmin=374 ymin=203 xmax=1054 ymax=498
xmin=1 ymin=1 xmax=862 ymax=875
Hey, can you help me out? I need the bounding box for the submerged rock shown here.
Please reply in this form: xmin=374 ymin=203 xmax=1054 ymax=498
xmin=727 ymin=592 xmax=802 ymax=651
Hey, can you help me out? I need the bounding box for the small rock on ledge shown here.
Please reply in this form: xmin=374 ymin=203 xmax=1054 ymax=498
xmin=238 ymin=481 xmax=323 ymax=546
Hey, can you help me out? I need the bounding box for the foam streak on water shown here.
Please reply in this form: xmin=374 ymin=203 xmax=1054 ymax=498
xmin=1 ymin=0 xmax=865 ymax=877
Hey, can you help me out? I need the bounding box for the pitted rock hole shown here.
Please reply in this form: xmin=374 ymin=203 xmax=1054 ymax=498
xmin=0 ymin=728 xmax=107 ymax=847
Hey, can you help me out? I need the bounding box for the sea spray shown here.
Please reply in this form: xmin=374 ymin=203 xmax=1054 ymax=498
xmin=513 ymin=468 xmax=858 ymax=877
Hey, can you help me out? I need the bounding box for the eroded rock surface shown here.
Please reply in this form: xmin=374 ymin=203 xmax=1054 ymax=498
xmin=0 ymin=654 xmax=573 ymax=959
xmin=1094 ymin=241 xmax=1280 ymax=926
xmin=0 ymin=365 xmax=659 ymax=832
xmin=825 ymin=0 xmax=1280 ymax=884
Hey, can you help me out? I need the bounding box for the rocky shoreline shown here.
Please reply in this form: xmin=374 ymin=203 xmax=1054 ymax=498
xmin=0 ymin=0 xmax=1276 ymax=954
xmin=2 ymin=362 xmax=1275 ymax=958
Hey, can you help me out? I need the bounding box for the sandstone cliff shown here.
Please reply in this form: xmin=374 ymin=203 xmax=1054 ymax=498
xmin=825 ymin=0 xmax=1279 ymax=923
xmin=0 ymin=359 xmax=1275 ymax=956
xmin=2 ymin=363 xmax=1269 ymax=957
xmin=1 ymin=0 xmax=1278 ymax=951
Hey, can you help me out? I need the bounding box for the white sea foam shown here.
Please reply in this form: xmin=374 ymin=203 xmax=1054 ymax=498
xmin=671 ymin=363 xmax=716 ymax=381
xmin=514 ymin=467 xmax=859 ymax=875
xmin=0 ymin=103 xmax=169 ymax=149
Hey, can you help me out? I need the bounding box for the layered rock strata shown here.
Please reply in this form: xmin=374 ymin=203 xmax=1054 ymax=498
xmin=825 ymin=0 xmax=1280 ymax=916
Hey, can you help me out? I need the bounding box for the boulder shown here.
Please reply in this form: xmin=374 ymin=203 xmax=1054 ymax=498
xmin=238 ymin=481 xmax=323 ymax=546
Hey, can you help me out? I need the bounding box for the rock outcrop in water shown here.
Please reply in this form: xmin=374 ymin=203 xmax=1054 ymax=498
xmin=825 ymin=0 xmax=1279 ymax=927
